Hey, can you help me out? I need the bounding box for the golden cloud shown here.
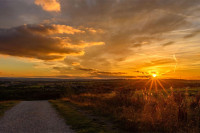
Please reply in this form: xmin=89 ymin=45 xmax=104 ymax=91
xmin=52 ymin=24 xmax=85 ymax=34
xmin=35 ymin=0 xmax=61 ymax=12
xmin=67 ymin=41 xmax=105 ymax=48
xmin=25 ymin=24 xmax=84 ymax=35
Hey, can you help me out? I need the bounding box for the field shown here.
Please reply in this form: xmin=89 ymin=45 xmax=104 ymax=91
xmin=1 ymin=79 xmax=200 ymax=132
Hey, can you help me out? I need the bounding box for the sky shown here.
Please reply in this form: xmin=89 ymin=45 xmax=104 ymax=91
xmin=0 ymin=0 xmax=200 ymax=79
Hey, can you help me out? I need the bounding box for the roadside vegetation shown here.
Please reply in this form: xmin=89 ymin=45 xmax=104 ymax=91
xmin=54 ymin=79 xmax=200 ymax=132
xmin=0 ymin=101 xmax=19 ymax=117
xmin=50 ymin=100 xmax=117 ymax=133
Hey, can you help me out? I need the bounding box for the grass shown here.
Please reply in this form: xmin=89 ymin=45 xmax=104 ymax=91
xmin=50 ymin=100 xmax=116 ymax=133
xmin=0 ymin=101 xmax=19 ymax=117
xmin=60 ymin=86 xmax=200 ymax=132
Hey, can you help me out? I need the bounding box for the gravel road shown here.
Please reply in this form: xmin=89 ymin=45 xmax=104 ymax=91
xmin=0 ymin=101 xmax=74 ymax=133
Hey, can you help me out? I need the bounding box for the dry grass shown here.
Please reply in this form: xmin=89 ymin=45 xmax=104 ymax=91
xmin=64 ymin=86 xmax=200 ymax=132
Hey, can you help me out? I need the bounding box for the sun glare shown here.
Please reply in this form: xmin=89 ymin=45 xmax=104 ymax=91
xmin=152 ymin=74 xmax=157 ymax=78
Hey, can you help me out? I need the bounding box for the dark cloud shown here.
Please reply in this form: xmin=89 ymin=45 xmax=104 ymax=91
xmin=90 ymin=71 xmax=126 ymax=76
xmin=0 ymin=0 xmax=51 ymax=28
xmin=77 ymin=66 xmax=126 ymax=75
xmin=53 ymin=65 xmax=127 ymax=77
xmin=0 ymin=24 xmax=100 ymax=60
xmin=162 ymin=41 xmax=175 ymax=47
xmin=31 ymin=75 xmax=150 ymax=79
xmin=53 ymin=66 xmax=74 ymax=74
xmin=134 ymin=71 xmax=149 ymax=75
xmin=59 ymin=0 xmax=199 ymax=26
xmin=78 ymin=67 xmax=95 ymax=72
xmin=89 ymin=75 xmax=150 ymax=79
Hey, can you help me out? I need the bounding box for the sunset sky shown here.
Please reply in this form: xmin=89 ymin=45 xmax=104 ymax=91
xmin=0 ymin=0 xmax=200 ymax=79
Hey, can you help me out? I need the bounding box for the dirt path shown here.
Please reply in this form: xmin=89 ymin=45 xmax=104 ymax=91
xmin=0 ymin=101 xmax=74 ymax=133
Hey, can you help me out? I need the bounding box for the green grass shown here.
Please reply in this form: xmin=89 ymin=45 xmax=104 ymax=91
xmin=50 ymin=100 xmax=116 ymax=133
xmin=0 ymin=101 xmax=19 ymax=117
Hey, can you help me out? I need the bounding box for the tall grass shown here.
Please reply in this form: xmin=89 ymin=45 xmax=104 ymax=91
xmin=64 ymin=86 xmax=200 ymax=132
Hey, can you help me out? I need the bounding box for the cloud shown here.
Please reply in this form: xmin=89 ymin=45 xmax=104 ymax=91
xmin=184 ymin=29 xmax=200 ymax=39
xmin=53 ymin=65 xmax=127 ymax=77
xmin=22 ymin=24 xmax=84 ymax=35
xmin=162 ymin=41 xmax=174 ymax=47
xmin=56 ymin=0 xmax=200 ymax=68
xmin=35 ymin=0 xmax=61 ymax=12
xmin=89 ymin=75 xmax=149 ymax=79
xmin=132 ymin=36 xmax=160 ymax=48
xmin=1 ymin=0 xmax=200 ymax=78
xmin=29 ymin=74 xmax=150 ymax=79
xmin=42 ymin=0 xmax=200 ymax=79
xmin=78 ymin=67 xmax=96 ymax=72
xmin=53 ymin=66 xmax=74 ymax=74
xmin=140 ymin=58 xmax=176 ymax=69
xmin=90 ymin=71 xmax=126 ymax=76
xmin=77 ymin=66 xmax=127 ymax=76
xmin=63 ymin=56 xmax=80 ymax=65
xmin=140 ymin=12 xmax=187 ymax=35
xmin=0 ymin=24 xmax=103 ymax=60
xmin=134 ymin=71 xmax=149 ymax=75
xmin=0 ymin=0 xmax=50 ymax=28
xmin=66 ymin=40 xmax=105 ymax=47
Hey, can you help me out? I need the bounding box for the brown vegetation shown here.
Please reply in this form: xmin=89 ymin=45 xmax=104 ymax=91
xmin=62 ymin=81 xmax=200 ymax=132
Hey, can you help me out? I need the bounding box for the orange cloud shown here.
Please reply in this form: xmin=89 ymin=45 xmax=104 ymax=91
xmin=52 ymin=24 xmax=84 ymax=34
xmin=25 ymin=24 xmax=84 ymax=35
xmin=67 ymin=41 xmax=105 ymax=48
xmin=35 ymin=0 xmax=61 ymax=12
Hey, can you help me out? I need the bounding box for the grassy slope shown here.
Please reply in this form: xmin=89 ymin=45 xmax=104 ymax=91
xmin=0 ymin=101 xmax=19 ymax=117
xmin=50 ymin=100 xmax=117 ymax=133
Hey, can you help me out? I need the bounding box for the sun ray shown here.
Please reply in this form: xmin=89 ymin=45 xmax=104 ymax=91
xmin=155 ymin=79 xmax=158 ymax=92
xmin=145 ymin=78 xmax=152 ymax=86
xmin=157 ymin=79 xmax=169 ymax=95
xmin=149 ymin=80 xmax=154 ymax=93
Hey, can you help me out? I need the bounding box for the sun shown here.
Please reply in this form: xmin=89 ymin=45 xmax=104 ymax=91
xmin=152 ymin=74 xmax=157 ymax=78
